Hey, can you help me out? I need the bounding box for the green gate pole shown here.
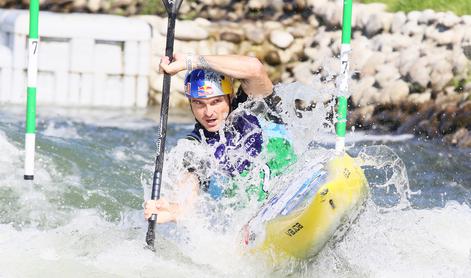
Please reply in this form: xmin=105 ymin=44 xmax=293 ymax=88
xmin=24 ymin=0 xmax=39 ymax=180
xmin=335 ymin=0 xmax=352 ymax=154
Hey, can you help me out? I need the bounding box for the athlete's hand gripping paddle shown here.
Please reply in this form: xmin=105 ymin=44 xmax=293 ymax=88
xmin=146 ymin=0 xmax=183 ymax=251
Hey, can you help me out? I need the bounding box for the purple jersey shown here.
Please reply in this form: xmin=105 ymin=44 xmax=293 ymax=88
xmin=186 ymin=113 xmax=263 ymax=177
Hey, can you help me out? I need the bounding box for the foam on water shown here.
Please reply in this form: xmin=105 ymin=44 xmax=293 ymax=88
xmin=43 ymin=121 xmax=81 ymax=139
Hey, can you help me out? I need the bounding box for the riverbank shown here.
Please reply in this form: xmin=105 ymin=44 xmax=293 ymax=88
xmin=0 ymin=0 xmax=470 ymax=147
xmin=138 ymin=0 xmax=471 ymax=147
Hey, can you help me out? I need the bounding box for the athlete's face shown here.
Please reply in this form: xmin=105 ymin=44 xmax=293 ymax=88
xmin=190 ymin=95 xmax=230 ymax=132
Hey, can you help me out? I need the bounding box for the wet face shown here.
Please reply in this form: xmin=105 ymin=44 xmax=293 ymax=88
xmin=190 ymin=95 xmax=230 ymax=132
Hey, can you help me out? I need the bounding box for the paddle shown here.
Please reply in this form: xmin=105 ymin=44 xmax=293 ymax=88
xmin=335 ymin=0 xmax=352 ymax=154
xmin=145 ymin=0 xmax=183 ymax=251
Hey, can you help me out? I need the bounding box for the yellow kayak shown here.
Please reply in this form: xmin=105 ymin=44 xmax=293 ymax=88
xmin=242 ymin=153 xmax=368 ymax=261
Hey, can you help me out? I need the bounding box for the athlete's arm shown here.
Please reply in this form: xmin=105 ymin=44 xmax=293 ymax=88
xmin=144 ymin=171 xmax=199 ymax=223
xmin=159 ymin=53 xmax=273 ymax=98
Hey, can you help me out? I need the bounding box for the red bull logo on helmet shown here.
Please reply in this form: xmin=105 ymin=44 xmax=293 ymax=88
xmin=197 ymin=84 xmax=213 ymax=97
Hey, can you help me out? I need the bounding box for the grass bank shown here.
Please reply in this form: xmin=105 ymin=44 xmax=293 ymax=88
xmin=359 ymin=0 xmax=471 ymax=16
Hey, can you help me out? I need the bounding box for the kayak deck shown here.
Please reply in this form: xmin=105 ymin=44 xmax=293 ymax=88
xmin=242 ymin=153 xmax=368 ymax=260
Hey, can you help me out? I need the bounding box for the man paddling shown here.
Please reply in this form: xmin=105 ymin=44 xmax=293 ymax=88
xmin=144 ymin=53 xmax=297 ymax=223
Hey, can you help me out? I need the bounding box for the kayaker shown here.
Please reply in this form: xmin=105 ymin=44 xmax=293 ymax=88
xmin=144 ymin=53 xmax=297 ymax=223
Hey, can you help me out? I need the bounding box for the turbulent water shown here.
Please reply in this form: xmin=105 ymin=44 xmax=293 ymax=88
xmin=1 ymin=86 xmax=471 ymax=277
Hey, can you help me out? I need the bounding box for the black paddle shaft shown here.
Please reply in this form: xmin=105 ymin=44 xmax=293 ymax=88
xmin=146 ymin=0 xmax=183 ymax=250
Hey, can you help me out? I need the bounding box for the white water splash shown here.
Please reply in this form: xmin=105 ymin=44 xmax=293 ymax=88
xmin=1 ymin=100 xmax=471 ymax=277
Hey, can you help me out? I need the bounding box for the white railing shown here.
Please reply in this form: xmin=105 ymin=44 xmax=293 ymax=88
xmin=0 ymin=9 xmax=151 ymax=107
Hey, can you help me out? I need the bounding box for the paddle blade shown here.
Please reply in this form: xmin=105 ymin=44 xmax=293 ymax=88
xmin=161 ymin=0 xmax=183 ymax=14
xmin=145 ymin=218 xmax=157 ymax=251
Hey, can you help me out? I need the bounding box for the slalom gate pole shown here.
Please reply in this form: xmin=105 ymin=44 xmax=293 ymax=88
xmin=24 ymin=0 xmax=39 ymax=180
xmin=335 ymin=0 xmax=352 ymax=154
xmin=145 ymin=0 xmax=183 ymax=251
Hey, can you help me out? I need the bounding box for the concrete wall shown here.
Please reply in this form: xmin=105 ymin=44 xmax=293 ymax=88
xmin=0 ymin=9 xmax=152 ymax=107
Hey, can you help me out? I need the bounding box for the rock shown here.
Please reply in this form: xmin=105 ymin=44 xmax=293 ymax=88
xmin=384 ymin=52 xmax=401 ymax=65
xmin=174 ymin=40 xmax=198 ymax=55
xmin=407 ymin=11 xmax=422 ymax=23
xmin=73 ymin=0 xmax=87 ymax=9
xmin=312 ymin=29 xmax=334 ymax=49
xmin=464 ymin=84 xmax=471 ymax=94
xmin=365 ymin=13 xmax=384 ymax=37
xmin=408 ymin=91 xmax=431 ymax=104
xmin=375 ymin=63 xmax=401 ymax=88
xmin=220 ymin=31 xmax=242 ymax=44
xmin=350 ymin=37 xmax=372 ymax=69
xmin=408 ymin=57 xmax=431 ymax=88
xmin=351 ymin=35 xmax=371 ymax=51
xmin=248 ymin=0 xmax=266 ymax=10
xmin=351 ymin=76 xmax=378 ymax=106
xmin=195 ymin=40 xmax=210 ymax=54
xmin=429 ymin=59 xmax=453 ymax=92
xmin=161 ymin=20 xmax=209 ymax=41
xmin=287 ymin=24 xmax=314 ymax=39
xmin=288 ymin=38 xmax=306 ymax=61
xmin=426 ymin=27 xmax=463 ymax=46
xmin=278 ymin=49 xmax=292 ymax=64
xmin=398 ymin=46 xmax=421 ymax=76
xmin=382 ymin=79 xmax=409 ymax=104
xmin=439 ymin=12 xmax=460 ymax=28
xmin=264 ymin=50 xmax=281 ymax=66
xmin=213 ymin=41 xmax=236 ymax=55
xmin=418 ymin=9 xmax=436 ymax=25
xmin=194 ymin=17 xmax=212 ymax=27
xmin=307 ymin=15 xmax=320 ymax=28
xmin=446 ymin=128 xmax=471 ymax=147
xmin=463 ymin=44 xmax=471 ymax=60
xmin=100 ymin=0 xmax=111 ymax=11
xmin=87 ymin=0 xmax=101 ymax=12
xmin=264 ymin=21 xmax=283 ymax=31
xmin=245 ymin=27 xmax=265 ymax=45
xmin=304 ymin=47 xmax=332 ymax=67
xmin=462 ymin=15 xmax=471 ymax=25
xmin=391 ymin=12 xmax=407 ymax=33
xmin=365 ymin=12 xmax=394 ymax=37
xmin=269 ymin=30 xmax=294 ymax=49
xmin=388 ymin=33 xmax=413 ymax=51
xmin=435 ymin=91 xmax=462 ymax=108
xmin=207 ymin=8 xmax=226 ymax=20
xmin=401 ymin=20 xmax=424 ymax=37
xmin=112 ymin=0 xmax=134 ymax=6
xmin=178 ymin=1 xmax=191 ymax=14
xmin=361 ymin=52 xmax=386 ymax=77
xmin=270 ymin=0 xmax=285 ymax=13
xmin=316 ymin=1 xmax=343 ymax=27
xmin=214 ymin=0 xmax=232 ymax=5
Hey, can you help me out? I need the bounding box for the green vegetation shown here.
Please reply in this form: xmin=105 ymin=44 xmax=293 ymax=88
xmin=359 ymin=0 xmax=471 ymax=16
xmin=453 ymin=66 xmax=471 ymax=93
xmin=139 ymin=0 xmax=198 ymax=18
xmin=139 ymin=0 xmax=167 ymax=15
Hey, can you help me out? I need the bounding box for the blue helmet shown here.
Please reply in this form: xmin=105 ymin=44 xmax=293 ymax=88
xmin=184 ymin=69 xmax=232 ymax=99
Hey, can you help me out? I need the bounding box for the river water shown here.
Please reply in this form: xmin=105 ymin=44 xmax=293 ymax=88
xmin=0 ymin=91 xmax=470 ymax=277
